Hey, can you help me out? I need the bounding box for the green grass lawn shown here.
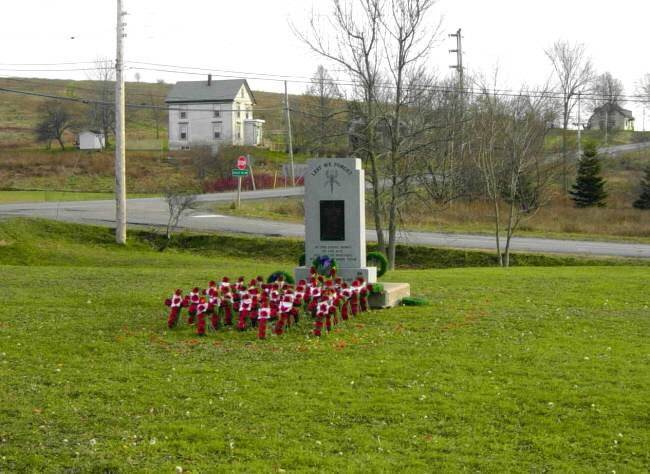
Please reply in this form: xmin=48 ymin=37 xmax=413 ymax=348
xmin=1 ymin=219 xmax=649 ymax=472
xmin=0 ymin=190 xmax=157 ymax=204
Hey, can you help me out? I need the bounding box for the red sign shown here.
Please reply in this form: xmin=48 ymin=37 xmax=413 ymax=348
xmin=236 ymin=155 xmax=247 ymax=170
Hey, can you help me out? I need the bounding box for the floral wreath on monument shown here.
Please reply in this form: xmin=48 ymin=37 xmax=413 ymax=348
xmin=312 ymin=255 xmax=337 ymax=277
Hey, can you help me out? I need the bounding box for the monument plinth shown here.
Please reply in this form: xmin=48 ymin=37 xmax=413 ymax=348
xmin=294 ymin=158 xmax=377 ymax=283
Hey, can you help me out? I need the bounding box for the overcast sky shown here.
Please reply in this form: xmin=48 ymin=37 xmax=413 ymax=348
xmin=1 ymin=0 xmax=649 ymax=128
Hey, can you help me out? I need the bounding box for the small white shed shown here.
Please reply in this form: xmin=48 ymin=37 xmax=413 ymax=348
xmin=78 ymin=130 xmax=105 ymax=150
xmin=244 ymin=119 xmax=265 ymax=146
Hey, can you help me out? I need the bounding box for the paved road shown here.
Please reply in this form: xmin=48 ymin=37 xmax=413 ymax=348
xmin=599 ymin=141 xmax=650 ymax=157
xmin=2 ymin=187 xmax=650 ymax=259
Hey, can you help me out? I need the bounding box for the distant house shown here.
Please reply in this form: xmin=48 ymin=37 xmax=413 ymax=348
xmin=165 ymin=76 xmax=265 ymax=150
xmin=588 ymin=103 xmax=635 ymax=131
xmin=78 ymin=130 xmax=105 ymax=150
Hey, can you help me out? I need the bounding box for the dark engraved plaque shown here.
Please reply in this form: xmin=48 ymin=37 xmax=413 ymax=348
xmin=320 ymin=200 xmax=345 ymax=241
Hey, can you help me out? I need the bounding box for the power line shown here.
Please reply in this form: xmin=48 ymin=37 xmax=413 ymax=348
xmin=4 ymin=65 xmax=650 ymax=106
xmin=126 ymin=64 xmax=650 ymax=104
xmin=0 ymin=85 xmax=284 ymax=113
xmin=0 ymin=61 xmax=100 ymax=66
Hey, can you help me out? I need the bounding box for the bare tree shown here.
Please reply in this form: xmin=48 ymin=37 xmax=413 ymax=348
xmin=87 ymin=58 xmax=116 ymax=148
xmin=377 ymin=0 xmax=441 ymax=269
xmin=165 ymin=190 xmax=197 ymax=240
xmin=591 ymin=71 xmax=624 ymax=108
xmin=296 ymin=0 xmax=440 ymax=269
xmin=294 ymin=0 xmax=387 ymax=253
xmin=472 ymin=82 xmax=556 ymax=267
xmin=639 ymin=73 xmax=650 ymax=99
xmin=500 ymin=92 xmax=556 ymax=266
xmin=147 ymin=90 xmax=165 ymax=140
xmin=301 ymin=65 xmax=345 ymax=156
xmin=545 ymin=40 xmax=593 ymax=192
xmin=35 ymin=101 xmax=72 ymax=150
xmin=416 ymin=75 xmax=477 ymax=207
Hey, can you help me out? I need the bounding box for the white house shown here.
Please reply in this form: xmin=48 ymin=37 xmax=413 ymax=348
xmin=587 ymin=103 xmax=635 ymax=131
xmin=165 ymin=77 xmax=265 ymax=150
xmin=78 ymin=130 xmax=105 ymax=150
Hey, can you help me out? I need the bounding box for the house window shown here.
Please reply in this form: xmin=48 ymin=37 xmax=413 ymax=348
xmin=179 ymin=106 xmax=187 ymax=120
xmin=236 ymin=121 xmax=241 ymax=140
xmin=179 ymin=124 xmax=188 ymax=141
xmin=213 ymin=122 xmax=222 ymax=140
xmin=213 ymin=105 xmax=221 ymax=118
xmin=245 ymin=109 xmax=250 ymax=119
xmin=236 ymin=105 xmax=241 ymax=119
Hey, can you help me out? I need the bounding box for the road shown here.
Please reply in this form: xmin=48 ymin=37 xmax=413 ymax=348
xmin=1 ymin=187 xmax=650 ymax=259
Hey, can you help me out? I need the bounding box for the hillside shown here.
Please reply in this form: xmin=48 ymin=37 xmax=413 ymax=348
xmin=3 ymin=76 xmax=650 ymax=152
xmin=0 ymin=76 xmax=290 ymax=149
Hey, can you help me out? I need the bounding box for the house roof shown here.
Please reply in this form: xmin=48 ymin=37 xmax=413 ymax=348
xmin=165 ymin=79 xmax=256 ymax=104
xmin=592 ymin=103 xmax=634 ymax=119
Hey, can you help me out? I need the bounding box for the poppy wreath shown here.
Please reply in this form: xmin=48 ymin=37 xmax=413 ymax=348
xmin=312 ymin=255 xmax=337 ymax=277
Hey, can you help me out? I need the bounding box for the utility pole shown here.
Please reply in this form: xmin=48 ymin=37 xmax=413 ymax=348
xmin=448 ymin=28 xmax=464 ymax=207
xmin=284 ymin=80 xmax=295 ymax=186
xmin=576 ymin=92 xmax=582 ymax=158
xmin=449 ymin=28 xmax=464 ymax=98
xmin=115 ymin=0 xmax=127 ymax=244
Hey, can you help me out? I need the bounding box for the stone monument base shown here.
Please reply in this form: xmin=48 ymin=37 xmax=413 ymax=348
xmin=368 ymin=282 xmax=411 ymax=309
xmin=294 ymin=266 xmax=377 ymax=284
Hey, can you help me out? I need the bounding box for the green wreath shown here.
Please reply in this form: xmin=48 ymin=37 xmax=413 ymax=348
xmin=312 ymin=255 xmax=337 ymax=277
xmin=267 ymin=270 xmax=296 ymax=285
xmin=367 ymin=251 xmax=388 ymax=278
xmin=401 ymin=296 xmax=429 ymax=306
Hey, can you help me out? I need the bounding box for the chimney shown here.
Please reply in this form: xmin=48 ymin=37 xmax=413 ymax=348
xmin=207 ymin=74 xmax=212 ymax=86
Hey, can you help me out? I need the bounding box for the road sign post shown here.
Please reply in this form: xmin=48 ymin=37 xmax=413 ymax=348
xmin=234 ymin=156 xmax=248 ymax=209
xmin=247 ymin=154 xmax=256 ymax=191
xmin=237 ymin=175 xmax=241 ymax=209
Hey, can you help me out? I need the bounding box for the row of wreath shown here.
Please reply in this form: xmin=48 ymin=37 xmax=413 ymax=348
xmin=163 ymin=271 xmax=384 ymax=340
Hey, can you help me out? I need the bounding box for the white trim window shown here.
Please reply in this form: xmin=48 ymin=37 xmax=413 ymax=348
xmin=179 ymin=105 xmax=188 ymax=120
xmin=179 ymin=123 xmax=189 ymax=141
xmin=213 ymin=105 xmax=221 ymax=118
xmin=213 ymin=122 xmax=222 ymax=140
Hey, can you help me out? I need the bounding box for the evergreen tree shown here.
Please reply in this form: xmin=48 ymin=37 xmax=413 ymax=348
xmin=570 ymin=142 xmax=607 ymax=207
xmin=633 ymin=166 xmax=650 ymax=210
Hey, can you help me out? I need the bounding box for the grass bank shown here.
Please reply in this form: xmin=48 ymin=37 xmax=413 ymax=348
xmin=1 ymin=218 xmax=644 ymax=270
xmin=0 ymin=219 xmax=649 ymax=471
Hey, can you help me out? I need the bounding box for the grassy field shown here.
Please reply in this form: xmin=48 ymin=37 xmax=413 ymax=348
xmin=0 ymin=190 xmax=157 ymax=204
xmin=0 ymin=219 xmax=649 ymax=472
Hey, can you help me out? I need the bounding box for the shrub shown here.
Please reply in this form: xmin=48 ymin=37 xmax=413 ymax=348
xmin=367 ymin=251 xmax=388 ymax=277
